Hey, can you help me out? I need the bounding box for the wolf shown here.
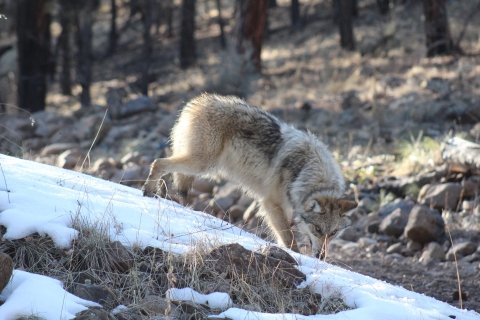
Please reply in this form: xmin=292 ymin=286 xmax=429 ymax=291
xmin=142 ymin=93 xmax=357 ymax=258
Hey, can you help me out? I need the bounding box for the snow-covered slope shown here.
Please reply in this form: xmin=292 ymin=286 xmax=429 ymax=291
xmin=0 ymin=154 xmax=478 ymax=320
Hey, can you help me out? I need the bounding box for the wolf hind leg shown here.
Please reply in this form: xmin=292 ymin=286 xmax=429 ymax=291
xmin=142 ymin=155 xmax=205 ymax=198
xmin=173 ymin=173 xmax=195 ymax=205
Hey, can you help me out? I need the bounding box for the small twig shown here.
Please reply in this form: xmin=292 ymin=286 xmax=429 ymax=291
xmin=0 ymin=163 xmax=10 ymax=203
xmin=80 ymin=109 xmax=108 ymax=171
xmin=446 ymin=224 xmax=463 ymax=309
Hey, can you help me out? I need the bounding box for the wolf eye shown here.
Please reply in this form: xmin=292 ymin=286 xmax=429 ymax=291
xmin=330 ymin=230 xmax=338 ymax=236
xmin=315 ymin=226 xmax=322 ymax=234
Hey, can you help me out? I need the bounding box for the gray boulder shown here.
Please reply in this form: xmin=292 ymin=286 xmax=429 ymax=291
xmin=404 ymin=205 xmax=444 ymax=244
xmin=419 ymin=242 xmax=445 ymax=264
xmin=418 ymin=183 xmax=463 ymax=210
xmin=110 ymin=96 xmax=157 ymax=119
xmin=378 ymin=208 xmax=409 ymax=237
xmin=446 ymin=241 xmax=477 ymax=261
xmin=0 ymin=253 xmax=13 ymax=294
xmin=378 ymin=198 xmax=414 ymax=218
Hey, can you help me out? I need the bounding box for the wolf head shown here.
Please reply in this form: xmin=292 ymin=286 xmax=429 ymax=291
xmin=293 ymin=195 xmax=357 ymax=258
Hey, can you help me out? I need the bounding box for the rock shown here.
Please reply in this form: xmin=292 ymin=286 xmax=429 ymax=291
xmin=41 ymin=142 xmax=80 ymax=156
xmin=419 ymin=242 xmax=445 ymax=264
xmin=460 ymin=252 xmax=480 ymax=263
xmin=228 ymin=205 xmax=245 ymax=221
xmin=136 ymin=295 xmax=170 ymax=316
xmin=329 ymin=239 xmax=352 ymax=251
xmin=91 ymin=157 xmax=119 ymax=172
xmin=74 ymin=113 xmax=112 ymax=143
xmin=7 ymin=117 xmax=35 ymax=140
xmin=215 ymin=182 xmax=242 ymax=202
xmin=110 ymin=96 xmax=157 ymax=119
xmin=156 ymin=112 xmax=178 ymax=137
xmin=378 ymin=208 xmax=409 ymax=237
xmin=365 ymin=211 xmax=382 ymax=234
xmin=33 ymin=113 xmax=73 ymax=138
xmin=462 ymin=178 xmax=478 ymax=198
xmin=243 ymin=200 xmax=259 ymax=222
xmin=102 ymin=124 xmax=141 ymax=147
xmin=447 ymin=241 xmax=477 ymax=258
xmin=386 ymin=243 xmax=403 ymax=254
xmin=260 ymin=246 xmax=298 ymax=265
xmin=206 ymin=243 xmax=306 ymax=288
xmin=339 ymin=225 xmax=364 ymax=242
xmin=358 ymin=237 xmax=377 ymax=248
xmin=108 ymin=241 xmax=132 ymax=273
xmin=192 ymin=179 xmax=215 ymax=194
xmin=192 ymin=197 xmax=211 ymax=213
xmin=50 ymin=127 xmax=78 ymax=143
xmin=56 ymin=149 xmax=88 ymax=169
xmin=114 ymin=308 xmax=144 ymax=320
xmin=23 ymin=137 xmax=48 ymax=151
xmin=462 ymin=200 xmax=475 ymax=212
xmin=74 ymin=284 xmax=115 ymax=309
xmin=176 ymin=300 xmax=208 ymax=314
xmin=0 ymin=253 xmax=13 ymax=294
xmin=209 ymin=196 xmax=234 ymax=214
xmin=341 ymin=242 xmax=361 ymax=253
xmin=357 ymin=197 xmax=377 ymax=214
xmin=74 ymin=307 xmax=115 ymax=320
xmin=404 ymin=205 xmax=445 ymax=244
xmin=418 ymin=183 xmax=463 ymax=210
xmin=406 ymin=240 xmax=423 ymax=252
xmin=377 ymin=199 xmax=414 ymax=218
xmin=120 ymin=151 xmax=143 ymax=165
xmin=384 ymin=253 xmax=404 ymax=261
xmin=111 ymin=163 xmax=144 ymax=185
xmin=237 ymin=194 xmax=254 ymax=208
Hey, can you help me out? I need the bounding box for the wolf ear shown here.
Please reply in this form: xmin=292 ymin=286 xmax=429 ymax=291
xmin=309 ymin=200 xmax=322 ymax=214
xmin=339 ymin=200 xmax=357 ymax=214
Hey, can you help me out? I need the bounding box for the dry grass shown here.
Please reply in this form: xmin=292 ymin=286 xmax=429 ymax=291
xmin=0 ymin=216 xmax=351 ymax=318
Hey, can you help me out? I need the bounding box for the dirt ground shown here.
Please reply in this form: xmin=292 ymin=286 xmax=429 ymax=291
xmin=327 ymin=245 xmax=480 ymax=312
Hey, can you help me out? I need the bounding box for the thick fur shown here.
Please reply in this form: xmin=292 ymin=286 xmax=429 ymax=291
xmin=142 ymin=93 xmax=357 ymax=257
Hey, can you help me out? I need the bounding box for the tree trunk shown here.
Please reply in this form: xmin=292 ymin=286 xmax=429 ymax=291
xmin=17 ymin=0 xmax=51 ymax=112
xmin=180 ymin=0 xmax=196 ymax=69
xmin=337 ymin=0 xmax=355 ymax=51
xmin=141 ymin=0 xmax=153 ymax=95
xmin=216 ymin=0 xmax=226 ymax=48
xmin=422 ymin=0 xmax=459 ymax=57
xmin=291 ymin=0 xmax=300 ymax=29
xmin=351 ymin=0 xmax=358 ymax=18
xmin=75 ymin=0 xmax=95 ymax=107
xmin=235 ymin=0 xmax=268 ymax=72
xmin=58 ymin=0 xmax=73 ymax=95
xmin=166 ymin=0 xmax=174 ymax=38
xmin=376 ymin=0 xmax=389 ymax=15
xmin=108 ymin=0 xmax=118 ymax=55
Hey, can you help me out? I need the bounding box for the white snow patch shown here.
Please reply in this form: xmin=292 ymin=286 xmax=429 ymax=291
xmin=168 ymin=288 xmax=233 ymax=310
xmin=0 ymin=270 xmax=100 ymax=320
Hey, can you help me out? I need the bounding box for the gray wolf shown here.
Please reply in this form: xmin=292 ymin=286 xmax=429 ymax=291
xmin=142 ymin=93 xmax=356 ymax=257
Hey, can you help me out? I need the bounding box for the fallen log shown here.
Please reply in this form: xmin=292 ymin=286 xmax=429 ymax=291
xmin=442 ymin=137 xmax=480 ymax=174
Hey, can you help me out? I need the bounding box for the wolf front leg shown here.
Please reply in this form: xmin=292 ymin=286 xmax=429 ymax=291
xmin=142 ymin=158 xmax=167 ymax=197
xmin=261 ymin=200 xmax=299 ymax=253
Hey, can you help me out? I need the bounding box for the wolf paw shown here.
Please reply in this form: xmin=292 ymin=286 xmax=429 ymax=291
xmin=142 ymin=184 xmax=156 ymax=197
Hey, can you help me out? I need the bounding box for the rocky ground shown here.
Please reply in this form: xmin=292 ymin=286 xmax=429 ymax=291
xmin=1 ymin=0 xmax=480 ymax=315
